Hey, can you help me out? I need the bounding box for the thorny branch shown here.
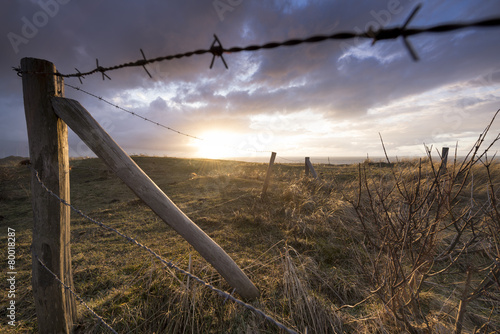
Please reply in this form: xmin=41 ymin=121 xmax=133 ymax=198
xmin=350 ymin=110 xmax=500 ymax=333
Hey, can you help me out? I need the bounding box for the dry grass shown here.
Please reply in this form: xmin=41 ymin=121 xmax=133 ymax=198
xmin=1 ymin=135 xmax=499 ymax=333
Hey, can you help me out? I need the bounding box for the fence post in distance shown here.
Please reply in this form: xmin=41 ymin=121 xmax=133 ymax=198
xmin=439 ymin=146 xmax=449 ymax=177
xmin=305 ymin=157 xmax=319 ymax=179
xmin=261 ymin=152 xmax=277 ymax=199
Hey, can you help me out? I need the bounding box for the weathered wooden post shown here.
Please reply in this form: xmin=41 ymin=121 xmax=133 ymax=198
xmin=441 ymin=147 xmax=449 ymax=173
xmin=305 ymin=157 xmax=318 ymax=179
xmin=261 ymin=152 xmax=276 ymax=199
xmin=21 ymin=58 xmax=76 ymax=333
xmin=438 ymin=147 xmax=449 ymax=177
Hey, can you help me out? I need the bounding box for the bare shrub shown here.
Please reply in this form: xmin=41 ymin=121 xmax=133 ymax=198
xmin=347 ymin=110 xmax=500 ymax=333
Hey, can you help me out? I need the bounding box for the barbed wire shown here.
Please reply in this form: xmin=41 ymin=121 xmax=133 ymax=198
xmin=33 ymin=253 xmax=118 ymax=334
xmin=65 ymin=82 xmax=274 ymax=155
xmin=31 ymin=166 xmax=299 ymax=334
xmin=12 ymin=5 xmax=500 ymax=80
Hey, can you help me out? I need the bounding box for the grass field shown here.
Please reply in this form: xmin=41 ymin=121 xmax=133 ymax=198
xmin=1 ymin=150 xmax=499 ymax=333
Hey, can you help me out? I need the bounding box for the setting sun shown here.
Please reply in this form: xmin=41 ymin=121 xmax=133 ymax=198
xmin=194 ymin=131 xmax=243 ymax=159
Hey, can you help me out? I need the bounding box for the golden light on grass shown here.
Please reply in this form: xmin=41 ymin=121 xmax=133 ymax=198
xmin=3 ymin=152 xmax=500 ymax=333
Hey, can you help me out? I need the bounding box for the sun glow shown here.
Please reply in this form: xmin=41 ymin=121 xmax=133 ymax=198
xmin=195 ymin=131 xmax=243 ymax=159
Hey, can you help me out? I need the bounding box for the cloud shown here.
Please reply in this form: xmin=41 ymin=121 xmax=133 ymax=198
xmin=149 ymin=96 xmax=167 ymax=111
xmin=1 ymin=1 xmax=500 ymax=158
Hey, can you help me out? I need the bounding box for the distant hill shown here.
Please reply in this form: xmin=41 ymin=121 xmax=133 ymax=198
xmin=0 ymin=155 xmax=29 ymax=167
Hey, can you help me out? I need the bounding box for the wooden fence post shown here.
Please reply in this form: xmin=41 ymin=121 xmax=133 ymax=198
xmin=51 ymin=97 xmax=260 ymax=300
xmin=305 ymin=157 xmax=319 ymax=179
xmin=261 ymin=152 xmax=276 ymax=199
xmin=439 ymin=147 xmax=449 ymax=177
xmin=21 ymin=58 xmax=76 ymax=333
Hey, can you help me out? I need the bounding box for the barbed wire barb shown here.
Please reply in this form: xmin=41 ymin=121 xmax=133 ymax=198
xmin=371 ymin=3 xmax=422 ymax=61
xmin=403 ymin=37 xmax=419 ymax=61
xmin=401 ymin=4 xmax=422 ymax=61
xmin=210 ymin=34 xmax=228 ymax=69
xmin=139 ymin=49 xmax=153 ymax=78
xmin=13 ymin=66 xmax=23 ymax=77
xmin=74 ymin=68 xmax=84 ymax=84
xmin=96 ymin=58 xmax=111 ymax=81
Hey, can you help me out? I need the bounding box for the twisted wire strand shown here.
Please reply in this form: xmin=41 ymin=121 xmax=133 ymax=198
xmin=12 ymin=14 xmax=500 ymax=79
xmin=33 ymin=254 xmax=118 ymax=334
xmin=31 ymin=167 xmax=299 ymax=334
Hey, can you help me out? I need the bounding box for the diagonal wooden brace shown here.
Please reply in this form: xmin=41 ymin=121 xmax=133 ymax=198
xmin=51 ymin=97 xmax=260 ymax=300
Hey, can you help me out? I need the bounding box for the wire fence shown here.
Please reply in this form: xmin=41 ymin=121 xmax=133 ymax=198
xmin=31 ymin=166 xmax=299 ymax=334
xmin=12 ymin=5 xmax=500 ymax=80
xmin=15 ymin=5 xmax=500 ymax=332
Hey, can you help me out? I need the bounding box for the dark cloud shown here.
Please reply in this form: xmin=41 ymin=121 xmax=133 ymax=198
xmin=149 ymin=96 xmax=167 ymax=111
xmin=1 ymin=0 xmax=500 ymax=158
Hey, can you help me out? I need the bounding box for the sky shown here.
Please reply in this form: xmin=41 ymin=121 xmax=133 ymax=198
xmin=1 ymin=0 xmax=500 ymax=162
